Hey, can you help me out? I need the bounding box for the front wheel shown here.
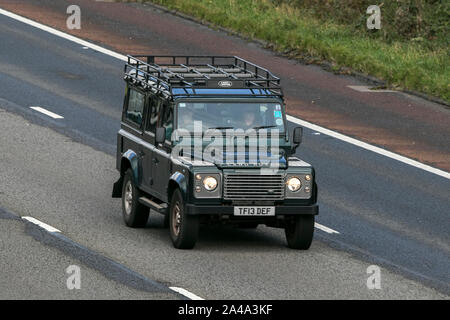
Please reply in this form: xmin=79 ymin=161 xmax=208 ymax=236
xmin=169 ymin=189 xmax=199 ymax=249
xmin=284 ymin=215 xmax=314 ymax=249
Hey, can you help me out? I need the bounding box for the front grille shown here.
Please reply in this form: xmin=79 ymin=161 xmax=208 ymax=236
xmin=224 ymin=174 xmax=285 ymax=200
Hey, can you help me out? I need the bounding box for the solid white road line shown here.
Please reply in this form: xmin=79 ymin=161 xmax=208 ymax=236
xmin=315 ymin=223 xmax=340 ymax=234
xmin=170 ymin=287 xmax=205 ymax=300
xmin=1 ymin=8 xmax=448 ymax=180
xmin=30 ymin=106 xmax=64 ymax=119
xmin=287 ymin=115 xmax=450 ymax=180
xmin=22 ymin=216 xmax=61 ymax=233
xmin=0 ymin=8 xmax=127 ymax=62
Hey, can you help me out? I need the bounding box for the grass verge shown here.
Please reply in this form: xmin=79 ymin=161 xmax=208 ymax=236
xmin=137 ymin=0 xmax=449 ymax=103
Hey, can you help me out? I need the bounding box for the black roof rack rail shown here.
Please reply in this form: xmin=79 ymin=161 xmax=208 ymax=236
xmin=123 ymin=55 xmax=284 ymax=99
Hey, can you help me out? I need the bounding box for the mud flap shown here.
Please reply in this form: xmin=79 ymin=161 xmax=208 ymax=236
xmin=112 ymin=176 xmax=124 ymax=198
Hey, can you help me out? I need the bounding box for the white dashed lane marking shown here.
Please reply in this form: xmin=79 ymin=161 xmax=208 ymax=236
xmin=170 ymin=287 xmax=205 ymax=300
xmin=315 ymin=223 xmax=340 ymax=234
xmin=29 ymin=106 xmax=64 ymax=119
xmin=22 ymin=216 xmax=61 ymax=233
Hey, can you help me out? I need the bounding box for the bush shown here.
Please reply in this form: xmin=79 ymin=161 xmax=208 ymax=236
xmin=274 ymin=0 xmax=449 ymax=45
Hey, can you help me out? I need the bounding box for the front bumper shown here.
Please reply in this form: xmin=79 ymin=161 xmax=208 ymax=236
xmin=185 ymin=204 xmax=318 ymax=216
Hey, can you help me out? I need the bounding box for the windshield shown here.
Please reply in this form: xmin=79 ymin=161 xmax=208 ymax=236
xmin=176 ymin=102 xmax=285 ymax=132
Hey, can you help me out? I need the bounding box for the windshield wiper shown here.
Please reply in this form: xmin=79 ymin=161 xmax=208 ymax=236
xmin=208 ymin=126 xmax=235 ymax=130
xmin=252 ymin=125 xmax=278 ymax=130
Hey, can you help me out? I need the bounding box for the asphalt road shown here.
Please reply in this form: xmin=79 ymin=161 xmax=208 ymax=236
xmin=0 ymin=206 xmax=177 ymax=299
xmin=0 ymin=109 xmax=446 ymax=299
xmin=0 ymin=4 xmax=449 ymax=299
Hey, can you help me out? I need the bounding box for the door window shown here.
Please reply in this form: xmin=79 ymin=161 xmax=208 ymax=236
xmin=146 ymin=96 xmax=161 ymax=134
xmin=161 ymin=103 xmax=174 ymax=141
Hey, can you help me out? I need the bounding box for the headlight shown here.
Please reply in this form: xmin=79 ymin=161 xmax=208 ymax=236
xmin=286 ymin=177 xmax=301 ymax=192
xmin=203 ymin=176 xmax=218 ymax=191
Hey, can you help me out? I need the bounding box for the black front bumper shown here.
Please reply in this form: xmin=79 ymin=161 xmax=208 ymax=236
xmin=186 ymin=204 xmax=318 ymax=216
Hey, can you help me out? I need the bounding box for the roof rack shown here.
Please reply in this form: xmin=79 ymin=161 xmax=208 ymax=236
xmin=123 ymin=55 xmax=283 ymax=99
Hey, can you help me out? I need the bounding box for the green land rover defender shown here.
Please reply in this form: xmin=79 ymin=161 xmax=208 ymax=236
xmin=112 ymin=55 xmax=318 ymax=249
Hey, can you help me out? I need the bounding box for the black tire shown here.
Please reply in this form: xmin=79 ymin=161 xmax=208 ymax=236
xmin=169 ymin=189 xmax=199 ymax=249
xmin=237 ymin=222 xmax=259 ymax=229
xmin=284 ymin=215 xmax=315 ymax=249
xmin=121 ymin=169 xmax=149 ymax=228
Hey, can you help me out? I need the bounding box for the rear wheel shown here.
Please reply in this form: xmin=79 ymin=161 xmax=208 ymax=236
xmin=121 ymin=169 xmax=149 ymax=228
xmin=284 ymin=215 xmax=314 ymax=249
xmin=169 ymin=189 xmax=199 ymax=249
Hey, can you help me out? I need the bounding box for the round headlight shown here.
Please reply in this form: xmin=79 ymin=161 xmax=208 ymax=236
xmin=203 ymin=176 xmax=218 ymax=191
xmin=287 ymin=177 xmax=301 ymax=192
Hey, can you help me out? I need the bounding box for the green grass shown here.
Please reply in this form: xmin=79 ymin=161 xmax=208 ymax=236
xmin=140 ymin=0 xmax=449 ymax=102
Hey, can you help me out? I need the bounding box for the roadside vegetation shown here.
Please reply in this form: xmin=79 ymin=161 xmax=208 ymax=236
xmin=129 ymin=0 xmax=449 ymax=102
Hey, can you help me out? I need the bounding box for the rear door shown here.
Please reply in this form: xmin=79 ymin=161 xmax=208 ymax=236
xmin=121 ymin=86 xmax=145 ymax=186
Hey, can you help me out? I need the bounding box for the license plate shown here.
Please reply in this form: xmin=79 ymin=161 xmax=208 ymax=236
xmin=234 ymin=207 xmax=275 ymax=216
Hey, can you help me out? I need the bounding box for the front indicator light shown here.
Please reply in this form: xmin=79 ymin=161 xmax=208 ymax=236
xmin=287 ymin=177 xmax=301 ymax=192
xmin=203 ymin=176 xmax=218 ymax=191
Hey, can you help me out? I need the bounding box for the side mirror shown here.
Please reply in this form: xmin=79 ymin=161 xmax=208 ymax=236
xmin=293 ymin=126 xmax=303 ymax=146
xmin=155 ymin=127 xmax=166 ymax=145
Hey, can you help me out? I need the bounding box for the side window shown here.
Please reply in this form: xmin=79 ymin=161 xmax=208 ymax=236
xmin=146 ymin=96 xmax=161 ymax=134
xmin=161 ymin=103 xmax=174 ymax=141
xmin=126 ymin=89 xmax=145 ymax=126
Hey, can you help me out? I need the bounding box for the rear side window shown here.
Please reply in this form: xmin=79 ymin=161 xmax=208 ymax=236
xmin=126 ymin=89 xmax=145 ymax=126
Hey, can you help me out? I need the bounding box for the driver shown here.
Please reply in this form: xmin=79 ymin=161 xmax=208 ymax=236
xmin=242 ymin=110 xmax=256 ymax=128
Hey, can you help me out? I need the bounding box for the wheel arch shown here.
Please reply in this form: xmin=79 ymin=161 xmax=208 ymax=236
xmin=168 ymin=171 xmax=188 ymax=202
xmin=112 ymin=149 xmax=140 ymax=198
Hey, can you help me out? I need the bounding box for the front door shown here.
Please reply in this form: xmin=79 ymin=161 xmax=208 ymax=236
xmin=141 ymin=94 xmax=160 ymax=193
xmin=151 ymin=100 xmax=174 ymax=202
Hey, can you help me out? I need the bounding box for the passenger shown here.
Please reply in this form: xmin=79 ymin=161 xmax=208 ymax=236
xmin=178 ymin=107 xmax=195 ymax=130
